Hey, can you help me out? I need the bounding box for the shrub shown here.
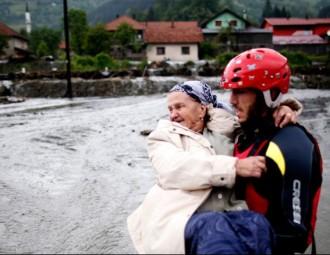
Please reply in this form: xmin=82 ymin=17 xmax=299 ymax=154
xmin=118 ymin=59 xmax=131 ymax=69
xmin=72 ymin=55 xmax=96 ymax=71
xmin=138 ymin=59 xmax=148 ymax=71
xmin=95 ymin=52 xmax=115 ymax=69
xmin=200 ymin=41 xmax=219 ymax=59
xmin=280 ymin=50 xmax=312 ymax=68
xmin=184 ymin=60 xmax=195 ymax=68
xmin=308 ymin=54 xmax=328 ymax=65
xmin=36 ymin=41 xmax=49 ymax=58
xmin=216 ymin=52 xmax=238 ymax=68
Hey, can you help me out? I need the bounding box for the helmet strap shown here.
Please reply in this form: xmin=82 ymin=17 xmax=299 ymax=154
xmin=263 ymin=90 xmax=283 ymax=108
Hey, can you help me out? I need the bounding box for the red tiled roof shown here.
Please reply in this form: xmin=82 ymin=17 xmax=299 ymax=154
xmin=144 ymin=21 xmax=203 ymax=43
xmin=0 ymin=21 xmax=25 ymax=39
xmin=264 ymin=18 xmax=330 ymax=26
xmin=105 ymin=15 xmax=145 ymax=31
xmin=273 ymin=34 xmax=327 ymax=45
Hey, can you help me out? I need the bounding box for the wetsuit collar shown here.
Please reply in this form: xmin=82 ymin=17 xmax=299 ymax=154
xmin=236 ymin=116 xmax=278 ymax=151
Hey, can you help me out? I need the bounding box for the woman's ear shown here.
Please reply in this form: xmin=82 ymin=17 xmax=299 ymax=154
xmin=200 ymin=104 xmax=207 ymax=118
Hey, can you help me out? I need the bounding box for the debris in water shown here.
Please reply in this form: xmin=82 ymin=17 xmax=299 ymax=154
xmin=140 ymin=129 xmax=152 ymax=136
xmin=0 ymin=96 xmax=25 ymax=104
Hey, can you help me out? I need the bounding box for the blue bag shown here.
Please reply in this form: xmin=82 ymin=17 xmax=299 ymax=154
xmin=185 ymin=210 xmax=275 ymax=254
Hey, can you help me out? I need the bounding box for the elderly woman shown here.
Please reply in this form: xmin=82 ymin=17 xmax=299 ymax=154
xmin=127 ymin=81 xmax=300 ymax=254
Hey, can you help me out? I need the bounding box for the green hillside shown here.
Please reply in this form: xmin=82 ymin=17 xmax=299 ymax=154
xmin=0 ymin=0 xmax=109 ymax=30
xmin=133 ymin=0 xmax=330 ymax=24
xmin=88 ymin=0 xmax=155 ymax=24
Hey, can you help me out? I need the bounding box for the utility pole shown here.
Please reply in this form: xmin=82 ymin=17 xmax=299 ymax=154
xmin=63 ymin=0 xmax=72 ymax=98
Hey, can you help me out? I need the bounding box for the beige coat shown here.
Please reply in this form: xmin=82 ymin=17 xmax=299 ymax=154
xmin=127 ymin=107 xmax=240 ymax=254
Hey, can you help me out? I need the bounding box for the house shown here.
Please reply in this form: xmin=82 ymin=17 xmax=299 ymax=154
xmin=202 ymin=8 xmax=251 ymax=38
xmin=105 ymin=15 xmax=145 ymax=41
xmin=230 ymin=28 xmax=273 ymax=52
xmin=105 ymin=16 xmax=203 ymax=62
xmin=144 ymin=21 xmax=203 ymax=62
xmin=262 ymin=18 xmax=330 ymax=38
xmin=0 ymin=21 xmax=29 ymax=61
xmin=201 ymin=8 xmax=272 ymax=51
xmin=273 ymin=31 xmax=328 ymax=54
xmin=262 ymin=18 xmax=330 ymax=54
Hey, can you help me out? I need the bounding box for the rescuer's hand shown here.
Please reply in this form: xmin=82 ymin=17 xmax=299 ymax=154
xmin=273 ymin=105 xmax=298 ymax=128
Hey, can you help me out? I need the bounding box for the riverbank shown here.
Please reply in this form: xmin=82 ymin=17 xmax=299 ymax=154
xmin=1 ymin=73 xmax=329 ymax=99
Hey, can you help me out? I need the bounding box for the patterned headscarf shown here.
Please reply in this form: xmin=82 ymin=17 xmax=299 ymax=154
xmin=170 ymin=80 xmax=233 ymax=113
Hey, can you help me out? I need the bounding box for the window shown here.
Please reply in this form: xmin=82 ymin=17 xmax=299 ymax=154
xmin=229 ymin=20 xmax=237 ymax=27
xmin=156 ymin=47 xmax=165 ymax=55
xmin=215 ymin=20 xmax=222 ymax=27
xmin=181 ymin=46 xmax=190 ymax=55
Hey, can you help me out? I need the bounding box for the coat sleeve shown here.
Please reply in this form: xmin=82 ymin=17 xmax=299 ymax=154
xmin=147 ymin=129 xmax=237 ymax=191
xmin=280 ymin=96 xmax=303 ymax=116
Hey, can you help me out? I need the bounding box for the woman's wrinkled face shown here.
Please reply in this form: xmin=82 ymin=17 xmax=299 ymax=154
xmin=167 ymin=91 xmax=206 ymax=133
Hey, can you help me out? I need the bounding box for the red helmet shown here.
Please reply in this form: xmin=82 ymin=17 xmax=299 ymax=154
xmin=220 ymin=48 xmax=290 ymax=94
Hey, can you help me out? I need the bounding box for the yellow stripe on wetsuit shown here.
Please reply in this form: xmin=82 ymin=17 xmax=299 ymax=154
xmin=266 ymin=141 xmax=286 ymax=176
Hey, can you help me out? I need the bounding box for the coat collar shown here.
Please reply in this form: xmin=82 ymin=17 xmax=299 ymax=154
xmin=157 ymin=119 xmax=212 ymax=148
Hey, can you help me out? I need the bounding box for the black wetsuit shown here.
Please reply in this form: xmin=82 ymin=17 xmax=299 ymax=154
xmin=233 ymin=117 xmax=323 ymax=254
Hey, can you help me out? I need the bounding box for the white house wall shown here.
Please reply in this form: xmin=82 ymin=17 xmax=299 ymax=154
xmin=11 ymin=38 xmax=28 ymax=50
xmin=146 ymin=44 xmax=199 ymax=62
xmin=2 ymin=37 xmax=28 ymax=59
xmin=5 ymin=38 xmax=27 ymax=52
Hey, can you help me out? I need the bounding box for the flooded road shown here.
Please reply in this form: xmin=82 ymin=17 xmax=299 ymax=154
xmin=0 ymin=89 xmax=329 ymax=254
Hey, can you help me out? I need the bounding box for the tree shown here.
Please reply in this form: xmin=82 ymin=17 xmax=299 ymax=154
xmin=29 ymin=27 xmax=61 ymax=57
xmin=36 ymin=40 xmax=49 ymax=58
xmin=262 ymin=0 xmax=273 ymax=20
xmin=191 ymin=0 xmax=218 ymax=12
xmin=113 ymin=23 xmax=138 ymax=58
xmin=146 ymin=0 xmax=219 ymax=22
xmin=199 ymin=41 xmax=219 ymax=59
xmin=84 ymin=24 xmax=112 ymax=55
xmin=19 ymin=28 xmax=28 ymax=38
xmin=273 ymin=5 xmax=282 ymax=17
xmin=114 ymin=23 xmax=136 ymax=47
xmin=281 ymin=7 xmax=290 ymax=18
xmin=217 ymin=26 xmax=235 ymax=52
xmin=318 ymin=5 xmax=330 ymax=18
xmin=146 ymin=7 xmax=156 ymax=21
xmin=68 ymin=9 xmax=88 ymax=55
xmin=0 ymin=34 xmax=8 ymax=55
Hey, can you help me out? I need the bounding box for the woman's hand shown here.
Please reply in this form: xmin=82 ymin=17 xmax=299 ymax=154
xmin=235 ymin=156 xmax=266 ymax=178
xmin=273 ymin=105 xmax=298 ymax=128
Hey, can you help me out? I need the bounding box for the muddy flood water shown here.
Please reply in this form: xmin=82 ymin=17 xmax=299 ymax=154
xmin=0 ymin=89 xmax=329 ymax=254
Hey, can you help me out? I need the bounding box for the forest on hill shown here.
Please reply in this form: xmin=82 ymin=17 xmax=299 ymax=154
xmin=120 ymin=0 xmax=330 ymax=25
xmin=1 ymin=0 xmax=330 ymax=31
